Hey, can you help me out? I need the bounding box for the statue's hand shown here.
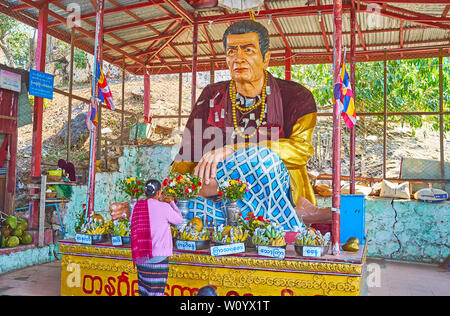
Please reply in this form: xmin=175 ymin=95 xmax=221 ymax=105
xmin=194 ymin=147 xmax=234 ymax=185
xmin=198 ymin=178 xmax=219 ymax=198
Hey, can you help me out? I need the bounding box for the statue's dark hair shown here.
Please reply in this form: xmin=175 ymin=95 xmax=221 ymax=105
xmin=222 ymin=20 xmax=270 ymax=60
xmin=144 ymin=179 xmax=162 ymax=198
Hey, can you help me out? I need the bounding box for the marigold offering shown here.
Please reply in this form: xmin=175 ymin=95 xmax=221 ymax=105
xmin=218 ymin=179 xmax=248 ymax=201
xmin=117 ymin=177 xmax=145 ymax=199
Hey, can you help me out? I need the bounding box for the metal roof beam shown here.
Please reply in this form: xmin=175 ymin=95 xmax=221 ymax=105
xmin=264 ymin=3 xmax=291 ymax=52
xmin=442 ymin=5 xmax=450 ymax=18
xmin=81 ymin=1 xmax=165 ymax=19
xmin=201 ymin=24 xmax=216 ymax=58
xmin=103 ymin=16 xmax=180 ymax=34
xmin=359 ymin=3 xmax=450 ymax=29
xmin=361 ymin=0 xmax=450 ymax=4
xmin=196 ymin=4 xmax=349 ymax=25
xmin=163 ymin=0 xmax=194 ymax=25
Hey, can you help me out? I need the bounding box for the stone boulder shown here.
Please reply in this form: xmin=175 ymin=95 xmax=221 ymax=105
xmin=57 ymin=111 xmax=90 ymax=148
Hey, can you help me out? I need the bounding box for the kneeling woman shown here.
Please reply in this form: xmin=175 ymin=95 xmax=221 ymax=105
xmin=130 ymin=179 xmax=183 ymax=296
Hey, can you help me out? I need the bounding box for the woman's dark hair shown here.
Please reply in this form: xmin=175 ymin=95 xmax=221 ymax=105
xmin=222 ymin=20 xmax=270 ymax=60
xmin=196 ymin=285 xmax=218 ymax=296
xmin=144 ymin=179 xmax=162 ymax=198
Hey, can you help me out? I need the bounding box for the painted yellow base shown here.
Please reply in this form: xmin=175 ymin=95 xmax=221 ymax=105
xmin=59 ymin=242 xmax=366 ymax=296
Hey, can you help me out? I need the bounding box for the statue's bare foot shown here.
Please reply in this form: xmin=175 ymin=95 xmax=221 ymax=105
xmin=295 ymin=197 xmax=332 ymax=225
xmin=198 ymin=179 xmax=219 ymax=198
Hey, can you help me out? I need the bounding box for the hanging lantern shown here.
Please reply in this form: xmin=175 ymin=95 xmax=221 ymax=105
xmin=218 ymin=0 xmax=264 ymax=12
xmin=186 ymin=0 xmax=218 ymax=9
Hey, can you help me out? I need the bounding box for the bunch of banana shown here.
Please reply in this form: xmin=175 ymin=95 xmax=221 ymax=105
xmin=251 ymin=228 xmax=270 ymax=246
xmin=295 ymin=228 xmax=330 ymax=247
xmin=233 ymin=227 xmax=249 ymax=242
xmin=271 ymin=236 xmax=286 ymax=247
xmin=112 ymin=220 xmax=130 ymax=237
xmin=179 ymin=225 xmax=210 ymax=241
xmin=179 ymin=228 xmax=197 ymax=241
xmin=81 ymin=218 xmax=108 ymax=235
xmin=212 ymin=225 xmax=248 ymax=243
xmin=171 ymin=226 xmax=179 ymax=238
xmin=265 ymin=223 xmax=286 ymax=246
xmin=87 ymin=225 xmax=107 ymax=235
xmin=200 ymin=228 xmax=210 ymax=241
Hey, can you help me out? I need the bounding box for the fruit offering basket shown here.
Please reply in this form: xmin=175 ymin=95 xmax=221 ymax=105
xmin=109 ymin=218 xmax=131 ymax=245
xmin=251 ymin=222 xmax=287 ymax=249
xmin=211 ymin=225 xmax=249 ymax=245
xmin=236 ymin=211 xmax=271 ymax=249
xmin=175 ymin=217 xmax=210 ymax=250
xmin=293 ymin=228 xmax=330 ymax=257
xmin=79 ymin=214 xmax=109 ymax=243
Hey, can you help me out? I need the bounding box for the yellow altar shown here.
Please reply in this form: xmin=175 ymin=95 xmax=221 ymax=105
xmin=59 ymin=239 xmax=367 ymax=296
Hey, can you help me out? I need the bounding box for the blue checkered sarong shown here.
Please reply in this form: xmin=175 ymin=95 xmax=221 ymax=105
xmin=186 ymin=145 xmax=305 ymax=231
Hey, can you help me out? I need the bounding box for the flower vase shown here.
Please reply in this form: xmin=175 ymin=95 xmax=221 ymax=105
xmin=177 ymin=199 xmax=190 ymax=229
xmin=226 ymin=200 xmax=240 ymax=226
xmin=128 ymin=197 xmax=138 ymax=218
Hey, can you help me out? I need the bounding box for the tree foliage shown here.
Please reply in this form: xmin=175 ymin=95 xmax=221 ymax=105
xmin=0 ymin=13 xmax=32 ymax=68
xmin=270 ymin=57 xmax=449 ymax=135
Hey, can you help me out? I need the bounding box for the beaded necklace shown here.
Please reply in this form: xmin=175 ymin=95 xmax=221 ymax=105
xmin=230 ymin=71 xmax=268 ymax=139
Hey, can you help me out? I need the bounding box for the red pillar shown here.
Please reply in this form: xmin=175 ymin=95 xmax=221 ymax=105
xmin=144 ymin=69 xmax=151 ymax=123
xmin=285 ymin=49 xmax=291 ymax=81
xmin=350 ymin=4 xmax=356 ymax=194
xmin=87 ymin=0 xmax=105 ymax=217
xmin=191 ymin=21 xmax=198 ymax=109
xmin=332 ymin=0 xmax=343 ymax=255
xmin=29 ymin=2 xmax=48 ymax=229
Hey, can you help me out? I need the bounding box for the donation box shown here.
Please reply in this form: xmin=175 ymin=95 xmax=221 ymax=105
xmin=340 ymin=194 xmax=366 ymax=245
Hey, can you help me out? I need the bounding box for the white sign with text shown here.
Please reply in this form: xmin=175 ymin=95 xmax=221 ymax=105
xmin=176 ymin=240 xmax=197 ymax=251
xmin=210 ymin=243 xmax=245 ymax=257
xmin=257 ymin=246 xmax=286 ymax=259
xmin=75 ymin=234 xmax=92 ymax=245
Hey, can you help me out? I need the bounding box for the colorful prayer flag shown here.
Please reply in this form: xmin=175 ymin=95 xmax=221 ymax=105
xmin=340 ymin=63 xmax=356 ymax=129
xmin=96 ymin=61 xmax=115 ymax=111
xmin=89 ymin=107 xmax=98 ymax=127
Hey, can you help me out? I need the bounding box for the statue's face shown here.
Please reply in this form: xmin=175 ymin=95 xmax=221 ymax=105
xmin=225 ymin=32 xmax=270 ymax=84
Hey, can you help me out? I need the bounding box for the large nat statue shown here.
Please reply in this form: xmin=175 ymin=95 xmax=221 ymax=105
xmin=170 ymin=20 xmax=331 ymax=230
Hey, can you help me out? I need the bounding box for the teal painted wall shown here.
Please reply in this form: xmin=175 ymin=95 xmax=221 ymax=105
xmin=317 ymin=196 xmax=450 ymax=264
xmin=0 ymin=244 xmax=59 ymax=274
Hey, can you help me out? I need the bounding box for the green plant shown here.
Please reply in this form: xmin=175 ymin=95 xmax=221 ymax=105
xmin=74 ymin=49 xmax=88 ymax=69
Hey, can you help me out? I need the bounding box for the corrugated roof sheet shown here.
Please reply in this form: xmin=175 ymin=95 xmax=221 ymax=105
xmin=0 ymin=0 xmax=448 ymax=75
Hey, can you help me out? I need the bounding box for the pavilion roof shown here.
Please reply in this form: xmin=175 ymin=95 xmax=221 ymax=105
xmin=0 ymin=0 xmax=449 ymax=75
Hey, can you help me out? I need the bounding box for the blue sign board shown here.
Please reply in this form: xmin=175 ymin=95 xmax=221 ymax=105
xmin=29 ymin=69 xmax=54 ymax=100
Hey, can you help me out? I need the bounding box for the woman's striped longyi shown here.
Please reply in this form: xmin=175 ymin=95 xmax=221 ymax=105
xmin=136 ymin=260 xmax=169 ymax=296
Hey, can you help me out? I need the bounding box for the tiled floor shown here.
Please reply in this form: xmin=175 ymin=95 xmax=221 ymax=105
xmin=0 ymin=258 xmax=448 ymax=296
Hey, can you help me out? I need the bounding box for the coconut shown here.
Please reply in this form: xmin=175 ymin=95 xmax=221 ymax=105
xmin=21 ymin=232 xmax=33 ymax=245
xmin=13 ymin=227 xmax=24 ymax=237
xmin=7 ymin=236 xmax=20 ymax=248
xmin=17 ymin=218 xmax=28 ymax=231
xmin=2 ymin=227 xmax=12 ymax=238
xmin=6 ymin=216 xmax=17 ymax=230
xmin=187 ymin=217 xmax=203 ymax=232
